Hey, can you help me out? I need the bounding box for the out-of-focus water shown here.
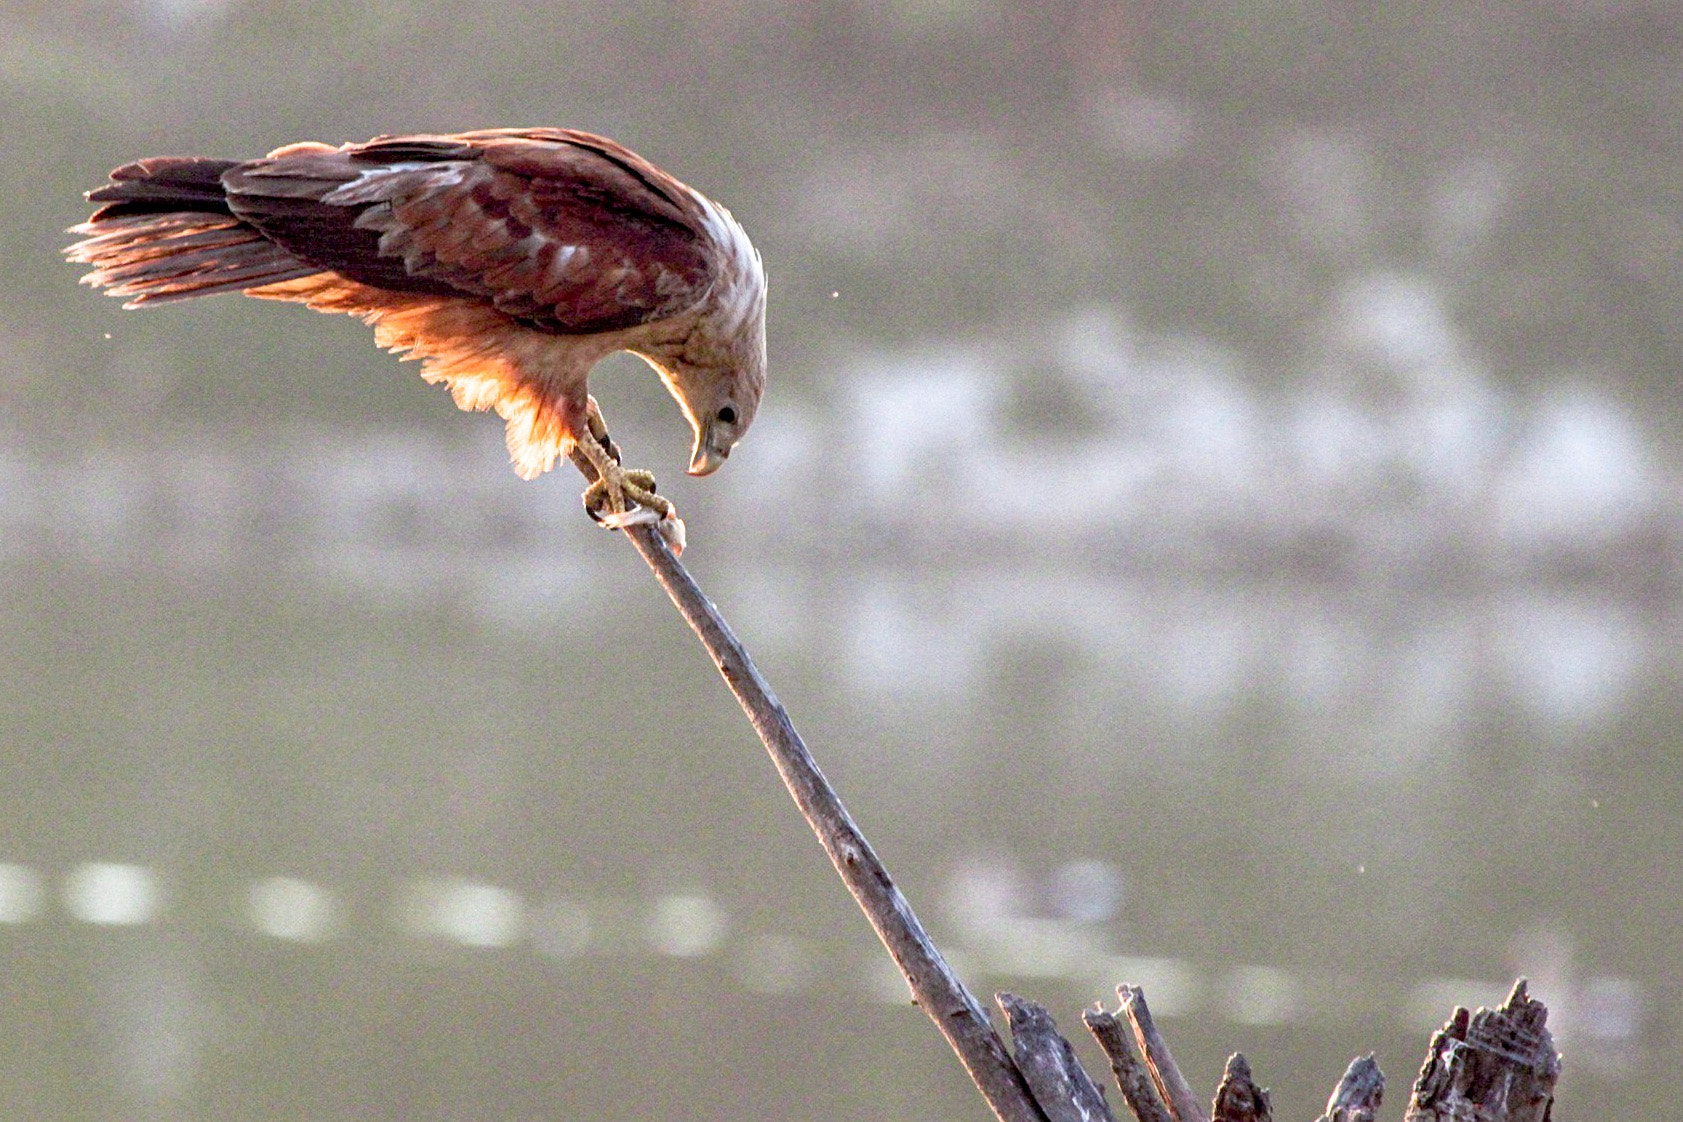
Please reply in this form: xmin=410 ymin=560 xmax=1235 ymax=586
xmin=4 ymin=308 xmax=1677 ymax=1119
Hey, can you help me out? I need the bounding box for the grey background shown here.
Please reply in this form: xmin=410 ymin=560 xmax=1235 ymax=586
xmin=2 ymin=1 xmax=1679 ymax=1118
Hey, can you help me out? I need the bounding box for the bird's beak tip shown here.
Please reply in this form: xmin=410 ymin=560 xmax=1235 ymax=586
xmin=688 ymin=446 xmax=726 ymax=476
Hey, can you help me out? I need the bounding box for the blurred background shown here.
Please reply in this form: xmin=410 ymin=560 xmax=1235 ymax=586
xmin=2 ymin=0 xmax=1679 ymax=1118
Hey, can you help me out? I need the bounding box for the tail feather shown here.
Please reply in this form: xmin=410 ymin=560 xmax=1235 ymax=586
xmin=69 ymin=217 xmax=255 ymax=267
xmin=85 ymin=157 xmax=240 ymax=220
xmin=67 ymin=157 xmax=323 ymax=307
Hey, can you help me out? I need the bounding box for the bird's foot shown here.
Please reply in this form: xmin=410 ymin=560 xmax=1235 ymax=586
xmin=576 ymin=396 xmax=686 ymax=553
xmin=582 ymin=461 xmax=686 ymax=555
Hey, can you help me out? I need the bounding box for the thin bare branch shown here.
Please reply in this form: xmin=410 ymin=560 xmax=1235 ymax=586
xmin=582 ymin=482 xmax=1046 ymax=1122
xmin=998 ymin=993 xmax=1117 ymax=1122
xmin=1082 ymin=1006 xmax=1175 ymax=1122
xmin=1119 ymin=985 xmax=1208 ymax=1122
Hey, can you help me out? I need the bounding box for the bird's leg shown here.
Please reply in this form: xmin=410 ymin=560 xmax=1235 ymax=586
xmin=576 ymin=397 xmax=686 ymax=553
xmin=577 ymin=397 xmax=667 ymax=519
xmin=582 ymin=396 xmax=625 ymax=466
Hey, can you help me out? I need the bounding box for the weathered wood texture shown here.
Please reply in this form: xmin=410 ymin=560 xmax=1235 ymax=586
xmin=1317 ymin=1056 xmax=1384 ymax=1122
xmin=1405 ymin=979 xmax=1559 ymax=1122
xmin=1083 ymin=1006 xmax=1176 ymax=1122
xmin=1210 ymin=1054 xmax=1271 ymax=1122
xmin=999 ymin=994 xmax=1117 ymax=1122
xmin=1120 ymin=985 xmax=1208 ymax=1122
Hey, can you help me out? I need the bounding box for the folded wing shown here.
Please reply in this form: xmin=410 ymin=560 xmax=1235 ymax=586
xmin=222 ymin=129 xmax=715 ymax=335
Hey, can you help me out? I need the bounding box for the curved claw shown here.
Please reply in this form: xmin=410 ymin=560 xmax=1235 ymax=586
xmin=656 ymin=510 xmax=686 ymax=555
xmin=595 ymin=505 xmax=662 ymax=530
xmin=587 ymin=499 xmax=685 ymax=555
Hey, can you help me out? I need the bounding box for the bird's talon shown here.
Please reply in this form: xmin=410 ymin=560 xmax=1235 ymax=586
xmin=581 ymin=479 xmax=612 ymax=523
xmin=657 ymin=511 xmax=686 ymax=555
xmin=597 ymin=506 xmax=662 ymax=530
xmin=579 ymin=453 xmax=679 ymax=537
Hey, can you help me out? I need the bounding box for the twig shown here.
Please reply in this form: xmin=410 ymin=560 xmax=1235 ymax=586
xmin=997 ymin=993 xmax=1116 ymax=1122
xmin=583 ymin=480 xmax=1046 ymax=1122
xmin=1316 ymin=1055 xmax=1383 ymax=1122
xmin=1119 ymin=985 xmax=1207 ymax=1122
xmin=1082 ymin=1005 xmax=1175 ymax=1122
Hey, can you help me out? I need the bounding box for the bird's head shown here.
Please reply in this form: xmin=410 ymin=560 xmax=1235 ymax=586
xmin=649 ymin=308 xmax=765 ymax=477
xmin=681 ymin=365 xmax=761 ymax=476
xmin=646 ymin=195 xmax=768 ymax=477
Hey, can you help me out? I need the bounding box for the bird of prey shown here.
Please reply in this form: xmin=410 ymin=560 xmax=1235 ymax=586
xmin=66 ymin=128 xmax=769 ymax=551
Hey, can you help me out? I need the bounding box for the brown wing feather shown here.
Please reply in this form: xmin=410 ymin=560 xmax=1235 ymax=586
xmin=222 ymin=131 xmax=714 ymax=335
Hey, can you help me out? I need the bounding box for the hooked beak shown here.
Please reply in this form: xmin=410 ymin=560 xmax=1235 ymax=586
xmin=688 ymin=427 xmax=730 ymax=476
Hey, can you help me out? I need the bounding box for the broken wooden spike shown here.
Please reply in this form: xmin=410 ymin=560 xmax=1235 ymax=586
xmin=1083 ymin=1006 xmax=1175 ymax=1122
xmin=1119 ymin=985 xmax=1208 ymax=1122
xmin=1316 ymin=1055 xmax=1384 ymax=1122
xmin=1405 ymin=977 xmax=1559 ymax=1122
xmin=1211 ymin=1053 xmax=1271 ymax=1122
xmin=997 ymin=993 xmax=1116 ymax=1122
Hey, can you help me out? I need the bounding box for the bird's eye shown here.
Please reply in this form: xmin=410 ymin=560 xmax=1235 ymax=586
xmin=716 ymin=406 xmax=737 ymax=425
